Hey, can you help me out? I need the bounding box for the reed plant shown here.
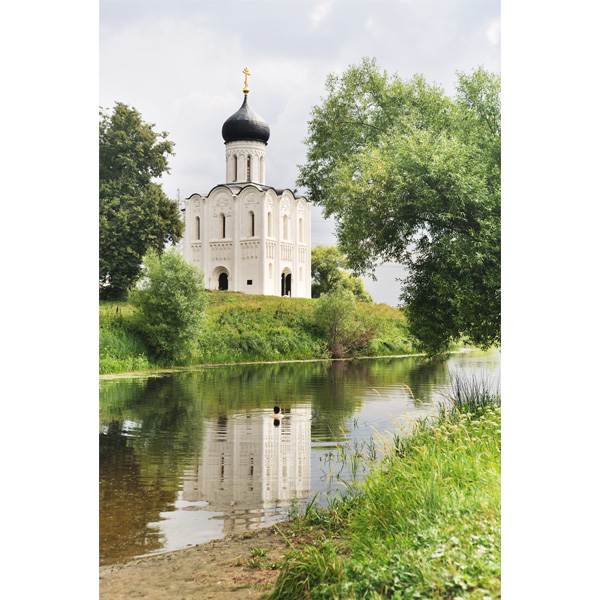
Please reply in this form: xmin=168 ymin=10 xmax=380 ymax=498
xmin=270 ymin=376 xmax=501 ymax=599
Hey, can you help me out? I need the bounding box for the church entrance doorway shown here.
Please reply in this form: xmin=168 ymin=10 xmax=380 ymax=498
xmin=219 ymin=272 xmax=229 ymax=291
xmin=281 ymin=271 xmax=292 ymax=297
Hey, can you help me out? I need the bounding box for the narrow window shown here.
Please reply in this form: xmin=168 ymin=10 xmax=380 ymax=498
xmin=233 ymin=155 xmax=238 ymax=181
xmin=267 ymin=212 xmax=272 ymax=237
xmin=221 ymin=213 xmax=226 ymax=238
xmin=283 ymin=215 xmax=288 ymax=240
xmin=196 ymin=216 xmax=201 ymax=240
xmin=247 ymin=156 xmax=251 ymax=181
xmin=250 ymin=211 xmax=255 ymax=236
xmin=299 ymin=218 xmax=303 ymax=242
xmin=269 ymin=263 xmax=273 ymax=278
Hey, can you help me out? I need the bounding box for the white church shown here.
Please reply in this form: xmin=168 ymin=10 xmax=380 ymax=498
xmin=182 ymin=70 xmax=311 ymax=298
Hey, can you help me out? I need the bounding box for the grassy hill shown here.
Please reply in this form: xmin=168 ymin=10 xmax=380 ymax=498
xmin=100 ymin=291 xmax=417 ymax=374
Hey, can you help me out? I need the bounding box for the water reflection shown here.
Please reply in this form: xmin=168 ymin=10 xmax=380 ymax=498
xmin=99 ymin=421 xmax=168 ymax=560
xmin=182 ymin=407 xmax=311 ymax=533
xmin=99 ymin=350 xmax=500 ymax=565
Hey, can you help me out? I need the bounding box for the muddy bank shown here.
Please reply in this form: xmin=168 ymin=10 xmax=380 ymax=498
xmin=99 ymin=524 xmax=294 ymax=600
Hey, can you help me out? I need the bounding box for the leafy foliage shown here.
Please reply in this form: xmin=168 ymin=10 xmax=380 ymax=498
xmin=311 ymin=244 xmax=346 ymax=297
xmin=314 ymin=286 xmax=376 ymax=358
xmin=311 ymin=245 xmax=373 ymax=302
xmin=99 ymin=103 xmax=184 ymax=299
xmin=298 ymin=59 xmax=500 ymax=355
xmin=129 ymin=249 xmax=208 ymax=361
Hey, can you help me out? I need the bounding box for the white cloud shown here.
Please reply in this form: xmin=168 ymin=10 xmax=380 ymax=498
xmin=365 ymin=15 xmax=381 ymax=37
xmin=486 ymin=18 xmax=501 ymax=45
xmin=310 ymin=1 xmax=333 ymax=30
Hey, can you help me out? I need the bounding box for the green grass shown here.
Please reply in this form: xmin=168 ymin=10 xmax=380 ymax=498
xmin=100 ymin=292 xmax=418 ymax=374
xmin=269 ymin=382 xmax=501 ymax=600
xmin=99 ymin=304 xmax=151 ymax=374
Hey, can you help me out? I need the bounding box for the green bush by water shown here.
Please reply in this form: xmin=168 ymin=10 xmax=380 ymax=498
xmin=129 ymin=248 xmax=208 ymax=361
xmin=270 ymin=382 xmax=501 ymax=600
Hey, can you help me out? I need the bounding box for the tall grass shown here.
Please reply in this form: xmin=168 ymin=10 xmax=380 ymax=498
xmin=99 ymin=304 xmax=150 ymax=374
xmin=270 ymin=375 xmax=501 ymax=600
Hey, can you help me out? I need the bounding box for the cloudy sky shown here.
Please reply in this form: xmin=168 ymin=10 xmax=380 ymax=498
xmin=100 ymin=0 xmax=501 ymax=304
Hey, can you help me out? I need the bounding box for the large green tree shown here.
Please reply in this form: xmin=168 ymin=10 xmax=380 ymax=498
xmin=311 ymin=244 xmax=373 ymax=302
xmin=99 ymin=103 xmax=184 ymax=300
xmin=298 ymin=59 xmax=500 ymax=355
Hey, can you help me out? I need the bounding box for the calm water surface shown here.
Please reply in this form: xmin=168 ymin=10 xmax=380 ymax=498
xmin=99 ymin=350 xmax=500 ymax=565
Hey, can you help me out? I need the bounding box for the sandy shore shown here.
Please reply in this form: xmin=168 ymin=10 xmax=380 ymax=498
xmin=99 ymin=524 xmax=294 ymax=600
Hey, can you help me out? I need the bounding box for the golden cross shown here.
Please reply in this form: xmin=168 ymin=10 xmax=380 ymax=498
xmin=243 ymin=67 xmax=251 ymax=94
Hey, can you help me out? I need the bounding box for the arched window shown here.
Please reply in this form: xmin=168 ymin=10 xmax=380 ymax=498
xmin=269 ymin=263 xmax=273 ymax=278
xmin=250 ymin=211 xmax=255 ymax=237
xmin=299 ymin=218 xmax=303 ymax=242
xmin=267 ymin=212 xmax=272 ymax=237
xmin=283 ymin=215 xmax=288 ymax=240
xmin=233 ymin=155 xmax=238 ymax=181
xmin=196 ymin=216 xmax=201 ymax=240
xmin=221 ymin=213 xmax=226 ymax=238
xmin=247 ymin=156 xmax=251 ymax=182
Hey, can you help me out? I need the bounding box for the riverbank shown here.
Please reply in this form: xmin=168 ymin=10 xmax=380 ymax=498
xmin=99 ymin=523 xmax=294 ymax=600
xmin=270 ymin=389 xmax=501 ymax=599
xmin=100 ymin=292 xmax=421 ymax=374
xmin=100 ymin=385 xmax=500 ymax=599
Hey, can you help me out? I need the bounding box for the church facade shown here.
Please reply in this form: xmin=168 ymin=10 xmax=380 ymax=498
xmin=182 ymin=73 xmax=311 ymax=298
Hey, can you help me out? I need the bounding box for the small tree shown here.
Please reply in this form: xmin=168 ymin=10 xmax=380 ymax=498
xmin=129 ymin=249 xmax=207 ymax=361
xmin=314 ymin=286 xmax=376 ymax=358
xmin=337 ymin=271 xmax=373 ymax=303
xmin=311 ymin=245 xmax=373 ymax=302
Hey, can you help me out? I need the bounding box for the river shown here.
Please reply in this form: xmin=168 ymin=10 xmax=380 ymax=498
xmin=99 ymin=349 xmax=500 ymax=565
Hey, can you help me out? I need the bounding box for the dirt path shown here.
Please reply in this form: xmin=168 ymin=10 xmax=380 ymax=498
xmin=99 ymin=524 xmax=295 ymax=600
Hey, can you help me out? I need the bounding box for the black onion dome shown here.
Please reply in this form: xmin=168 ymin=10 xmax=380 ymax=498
xmin=222 ymin=95 xmax=270 ymax=144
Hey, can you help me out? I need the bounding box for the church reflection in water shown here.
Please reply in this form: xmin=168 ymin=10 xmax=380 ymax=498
xmin=182 ymin=407 xmax=312 ymax=533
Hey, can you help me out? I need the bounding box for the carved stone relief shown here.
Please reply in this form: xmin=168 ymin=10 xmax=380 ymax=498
xmin=281 ymin=196 xmax=291 ymax=216
xmin=213 ymin=194 xmax=232 ymax=217
xmin=243 ymin=192 xmax=259 ymax=206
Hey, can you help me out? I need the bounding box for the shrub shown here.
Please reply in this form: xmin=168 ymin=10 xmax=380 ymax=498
xmin=314 ymin=286 xmax=376 ymax=358
xmin=129 ymin=248 xmax=208 ymax=361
